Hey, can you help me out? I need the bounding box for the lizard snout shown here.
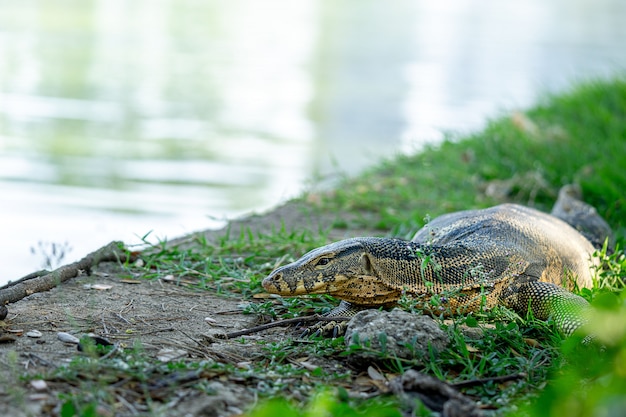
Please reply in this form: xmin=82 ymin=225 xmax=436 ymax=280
xmin=262 ymin=265 xmax=292 ymax=294
xmin=262 ymin=271 xmax=281 ymax=293
xmin=262 ymin=264 xmax=305 ymax=295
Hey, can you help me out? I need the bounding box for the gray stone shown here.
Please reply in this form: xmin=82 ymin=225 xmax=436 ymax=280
xmin=344 ymin=308 xmax=449 ymax=360
xmin=389 ymin=370 xmax=482 ymax=417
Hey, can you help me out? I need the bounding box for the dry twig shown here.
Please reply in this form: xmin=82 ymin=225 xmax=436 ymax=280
xmin=451 ymin=373 xmax=526 ymax=389
xmin=219 ymin=314 xmax=351 ymax=339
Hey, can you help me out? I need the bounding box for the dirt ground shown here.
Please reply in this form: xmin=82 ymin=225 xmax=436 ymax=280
xmin=0 ymin=201 xmax=382 ymax=417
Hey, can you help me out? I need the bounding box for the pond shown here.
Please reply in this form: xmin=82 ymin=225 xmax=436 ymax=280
xmin=1 ymin=0 xmax=625 ymax=283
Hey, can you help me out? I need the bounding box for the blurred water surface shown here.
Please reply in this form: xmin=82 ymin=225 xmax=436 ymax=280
xmin=1 ymin=0 xmax=625 ymax=283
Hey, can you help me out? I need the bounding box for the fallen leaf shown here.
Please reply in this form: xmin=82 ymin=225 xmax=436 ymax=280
xmin=524 ymin=338 xmax=540 ymax=347
xmin=252 ymin=293 xmax=274 ymax=299
xmin=465 ymin=344 xmax=481 ymax=353
xmin=368 ymin=366 xmax=387 ymax=381
xmin=0 ymin=335 xmax=17 ymax=343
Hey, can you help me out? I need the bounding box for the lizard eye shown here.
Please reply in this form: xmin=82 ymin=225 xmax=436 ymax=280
xmin=315 ymin=257 xmax=332 ymax=267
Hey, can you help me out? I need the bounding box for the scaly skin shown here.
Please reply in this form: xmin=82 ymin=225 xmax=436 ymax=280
xmin=263 ymin=202 xmax=605 ymax=337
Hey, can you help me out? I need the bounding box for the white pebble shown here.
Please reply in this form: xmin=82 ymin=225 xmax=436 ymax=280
xmin=156 ymin=348 xmax=187 ymax=363
xmin=26 ymin=330 xmax=42 ymax=338
xmin=83 ymin=284 xmax=113 ymax=290
xmin=57 ymin=332 xmax=80 ymax=344
xmin=30 ymin=380 xmax=48 ymax=391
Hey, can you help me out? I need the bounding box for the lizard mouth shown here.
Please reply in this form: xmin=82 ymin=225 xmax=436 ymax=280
xmin=262 ymin=269 xmax=400 ymax=305
xmin=262 ymin=269 xmax=345 ymax=296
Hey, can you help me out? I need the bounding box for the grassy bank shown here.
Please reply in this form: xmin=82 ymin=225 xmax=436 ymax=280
xmin=320 ymin=78 xmax=625 ymax=236
xmin=5 ymin=77 xmax=625 ymax=416
xmin=160 ymin=77 xmax=626 ymax=416
xmin=249 ymin=76 xmax=626 ymax=416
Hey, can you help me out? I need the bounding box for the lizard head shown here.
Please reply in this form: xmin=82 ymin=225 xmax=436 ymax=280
xmin=262 ymin=237 xmax=401 ymax=305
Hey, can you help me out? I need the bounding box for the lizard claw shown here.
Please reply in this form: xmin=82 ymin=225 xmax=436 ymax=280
xmin=299 ymin=319 xmax=348 ymax=338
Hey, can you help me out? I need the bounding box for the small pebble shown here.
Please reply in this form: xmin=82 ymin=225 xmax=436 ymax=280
xmin=30 ymin=380 xmax=48 ymax=391
xmin=83 ymin=284 xmax=113 ymax=290
xmin=26 ymin=330 xmax=43 ymax=338
xmin=156 ymin=348 xmax=188 ymax=363
xmin=57 ymin=332 xmax=80 ymax=344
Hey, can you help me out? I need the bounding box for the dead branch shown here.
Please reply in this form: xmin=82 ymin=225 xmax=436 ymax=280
xmin=0 ymin=241 xmax=134 ymax=308
xmin=2 ymin=270 xmax=51 ymax=289
xmin=451 ymin=373 xmax=526 ymax=389
xmin=219 ymin=315 xmax=351 ymax=339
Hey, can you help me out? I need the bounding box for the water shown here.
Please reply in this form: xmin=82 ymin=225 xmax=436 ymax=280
xmin=1 ymin=0 xmax=625 ymax=284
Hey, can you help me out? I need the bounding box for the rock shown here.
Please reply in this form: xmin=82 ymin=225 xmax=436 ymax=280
xmin=157 ymin=348 xmax=188 ymax=363
xmin=389 ymin=370 xmax=482 ymax=417
xmin=57 ymin=332 xmax=80 ymax=344
xmin=550 ymin=184 xmax=615 ymax=251
xmin=26 ymin=330 xmax=42 ymax=338
xmin=344 ymin=309 xmax=449 ymax=360
xmin=174 ymin=382 xmax=250 ymax=417
xmin=29 ymin=380 xmax=48 ymax=391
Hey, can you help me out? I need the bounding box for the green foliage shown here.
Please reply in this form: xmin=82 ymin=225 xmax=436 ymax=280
xmin=511 ymin=293 xmax=626 ymax=416
xmin=241 ymin=294 xmax=337 ymax=319
xmin=591 ymin=242 xmax=626 ymax=291
xmin=247 ymin=390 xmax=402 ymax=417
xmin=259 ymin=336 xmax=347 ymax=367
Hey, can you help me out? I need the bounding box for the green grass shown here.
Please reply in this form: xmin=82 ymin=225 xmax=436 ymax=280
xmin=137 ymin=227 xmax=330 ymax=299
xmin=10 ymin=77 xmax=625 ymax=416
xmin=247 ymin=390 xmax=402 ymax=417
